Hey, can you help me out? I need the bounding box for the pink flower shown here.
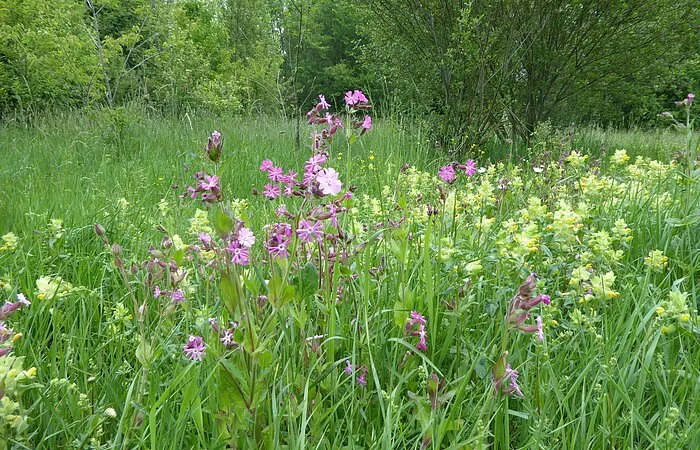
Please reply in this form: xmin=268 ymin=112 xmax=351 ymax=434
xmin=260 ymin=159 xmax=274 ymax=172
xmin=356 ymin=366 xmax=368 ymax=387
xmin=499 ymin=364 xmax=524 ymax=397
xmin=275 ymin=205 xmax=289 ymax=217
xmin=464 ymin=159 xmax=477 ymax=177
xmin=438 ymin=165 xmax=456 ymax=183
xmin=280 ymin=170 xmax=298 ymax=184
xmin=207 ymin=131 xmax=223 ymax=162
xmin=344 ymin=90 xmax=357 ymax=106
xmin=316 ymin=168 xmax=342 ymax=196
xmin=211 ymin=130 xmax=221 ymax=146
xmin=200 ymin=175 xmax=220 ymax=191
xmin=227 ymin=241 xmax=250 ymax=266
xmin=267 ymin=242 xmax=290 ymax=259
xmin=268 ymin=166 xmax=284 ymax=182
xmin=199 ymin=232 xmax=212 ymax=247
xmin=16 ymin=293 xmax=30 ymax=307
xmin=415 ymin=324 xmax=428 ymax=351
xmin=318 ymin=94 xmax=330 ymax=110
xmin=405 ymin=310 xmax=427 ymax=332
xmin=359 ymin=115 xmax=372 ymax=135
xmin=305 ymin=153 xmax=328 ymax=174
xmin=344 ymin=360 xmax=354 ymax=375
xmin=344 ymin=90 xmax=368 ymax=106
xmin=153 ymin=286 xmax=161 ymax=299
xmin=406 ymin=310 xmax=428 ymax=352
xmin=353 ymin=90 xmax=368 ymax=104
xmin=237 ymin=227 xmax=256 ymax=248
xmin=170 ymin=289 xmax=185 ymax=303
xmin=297 ymin=220 xmax=324 ymax=243
xmin=220 ymin=328 xmax=237 ymax=348
xmin=208 ymin=317 xmax=220 ymax=333
xmin=0 ymin=295 xmax=29 ymax=320
xmin=263 ymin=184 xmax=281 ymax=199
xmin=183 ymin=335 xmax=206 ymax=361
xmin=536 ymin=316 xmax=544 ymax=341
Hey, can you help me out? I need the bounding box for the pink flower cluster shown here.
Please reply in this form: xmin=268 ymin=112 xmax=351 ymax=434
xmin=0 ymin=293 xmax=30 ymax=357
xmin=344 ymin=90 xmax=370 ymax=108
xmin=181 ymin=171 xmax=222 ymax=203
xmin=209 ymin=318 xmax=239 ymax=349
xmin=206 ymin=130 xmax=223 ymax=163
xmin=183 ymin=335 xmax=206 ymax=361
xmin=307 ymin=95 xmax=344 ymax=152
xmin=265 ymin=222 xmax=293 ymax=259
xmin=492 ymin=362 xmax=524 ymax=398
xmin=153 ymin=286 xmax=186 ymax=303
xmin=260 ymin=154 xmax=343 ymax=199
xmin=438 ymin=159 xmax=477 ymax=184
xmin=225 ymin=226 xmax=256 ymax=266
xmin=405 ymin=310 xmax=428 ymax=351
xmin=506 ymin=273 xmax=550 ymax=341
xmin=344 ymin=360 xmax=368 ymax=387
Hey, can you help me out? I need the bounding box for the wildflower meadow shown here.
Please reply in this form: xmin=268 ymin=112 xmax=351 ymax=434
xmin=1 ymin=92 xmax=699 ymax=449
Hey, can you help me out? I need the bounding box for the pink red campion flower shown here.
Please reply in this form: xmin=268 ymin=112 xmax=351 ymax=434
xmin=227 ymin=241 xmax=250 ymax=266
xmin=183 ymin=335 xmax=206 ymax=361
xmin=170 ymin=289 xmax=185 ymax=303
xmin=263 ymin=184 xmax=281 ymax=200
xmin=237 ymin=227 xmax=256 ymax=248
xmin=438 ymin=165 xmax=456 ymax=183
xmin=316 ymin=168 xmax=342 ymax=196
xmin=318 ymin=94 xmax=331 ymax=110
xmin=506 ymin=274 xmax=551 ymax=340
xmin=344 ymin=89 xmax=369 ymax=106
xmin=0 ymin=294 xmax=30 ymax=320
xmin=405 ymin=310 xmax=428 ymax=352
xmin=359 ymin=115 xmax=372 ymax=135
xmin=297 ymin=220 xmax=324 ymax=243
xmin=268 ymin=166 xmax=284 ymax=182
xmin=464 ymin=159 xmax=477 ymax=177
xmin=305 ymin=153 xmax=328 ymax=175
xmin=207 ymin=131 xmax=223 ymax=163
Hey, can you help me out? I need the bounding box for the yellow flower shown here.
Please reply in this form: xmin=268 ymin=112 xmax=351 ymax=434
xmin=566 ymin=150 xmax=588 ymax=168
xmin=0 ymin=232 xmax=18 ymax=252
xmin=35 ymin=275 xmax=73 ymax=300
xmin=611 ymin=149 xmax=630 ymax=165
xmin=171 ymin=234 xmax=188 ymax=251
xmin=644 ymin=249 xmax=668 ymax=272
xmin=188 ymin=209 xmax=213 ymax=236
xmin=590 ymin=271 xmax=619 ymax=299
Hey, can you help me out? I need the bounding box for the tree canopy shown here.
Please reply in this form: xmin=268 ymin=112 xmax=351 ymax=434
xmin=0 ymin=0 xmax=697 ymax=142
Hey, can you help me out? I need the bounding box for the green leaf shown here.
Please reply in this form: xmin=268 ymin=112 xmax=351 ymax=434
xmin=665 ymin=210 xmax=700 ymax=228
xmin=135 ymin=340 xmax=152 ymax=368
xmin=214 ymin=207 xmax=234 ymax=237
xmin=172 ymin=249 xmax=186 ymax=266
xmin=220 ymin=273 xmax=240 ymax=315
xmin=268 ymin=273 xmax=296 ymax=308
xmin=257 ymin=349 xmax=273 ymax=369
xmin=294 ymin=262 xmax=319 ymax=299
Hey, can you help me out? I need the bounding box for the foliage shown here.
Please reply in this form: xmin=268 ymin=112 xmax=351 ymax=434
xmin=1 ymin=96 xmax=699 ymax=447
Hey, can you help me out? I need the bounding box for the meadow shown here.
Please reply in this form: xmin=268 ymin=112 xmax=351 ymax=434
xmin=0 ymin=99 xmax=699 ymax=449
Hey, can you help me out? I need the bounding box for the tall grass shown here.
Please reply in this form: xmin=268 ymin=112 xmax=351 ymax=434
xmin=0 ymin=110 xmax=698 ymax=449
